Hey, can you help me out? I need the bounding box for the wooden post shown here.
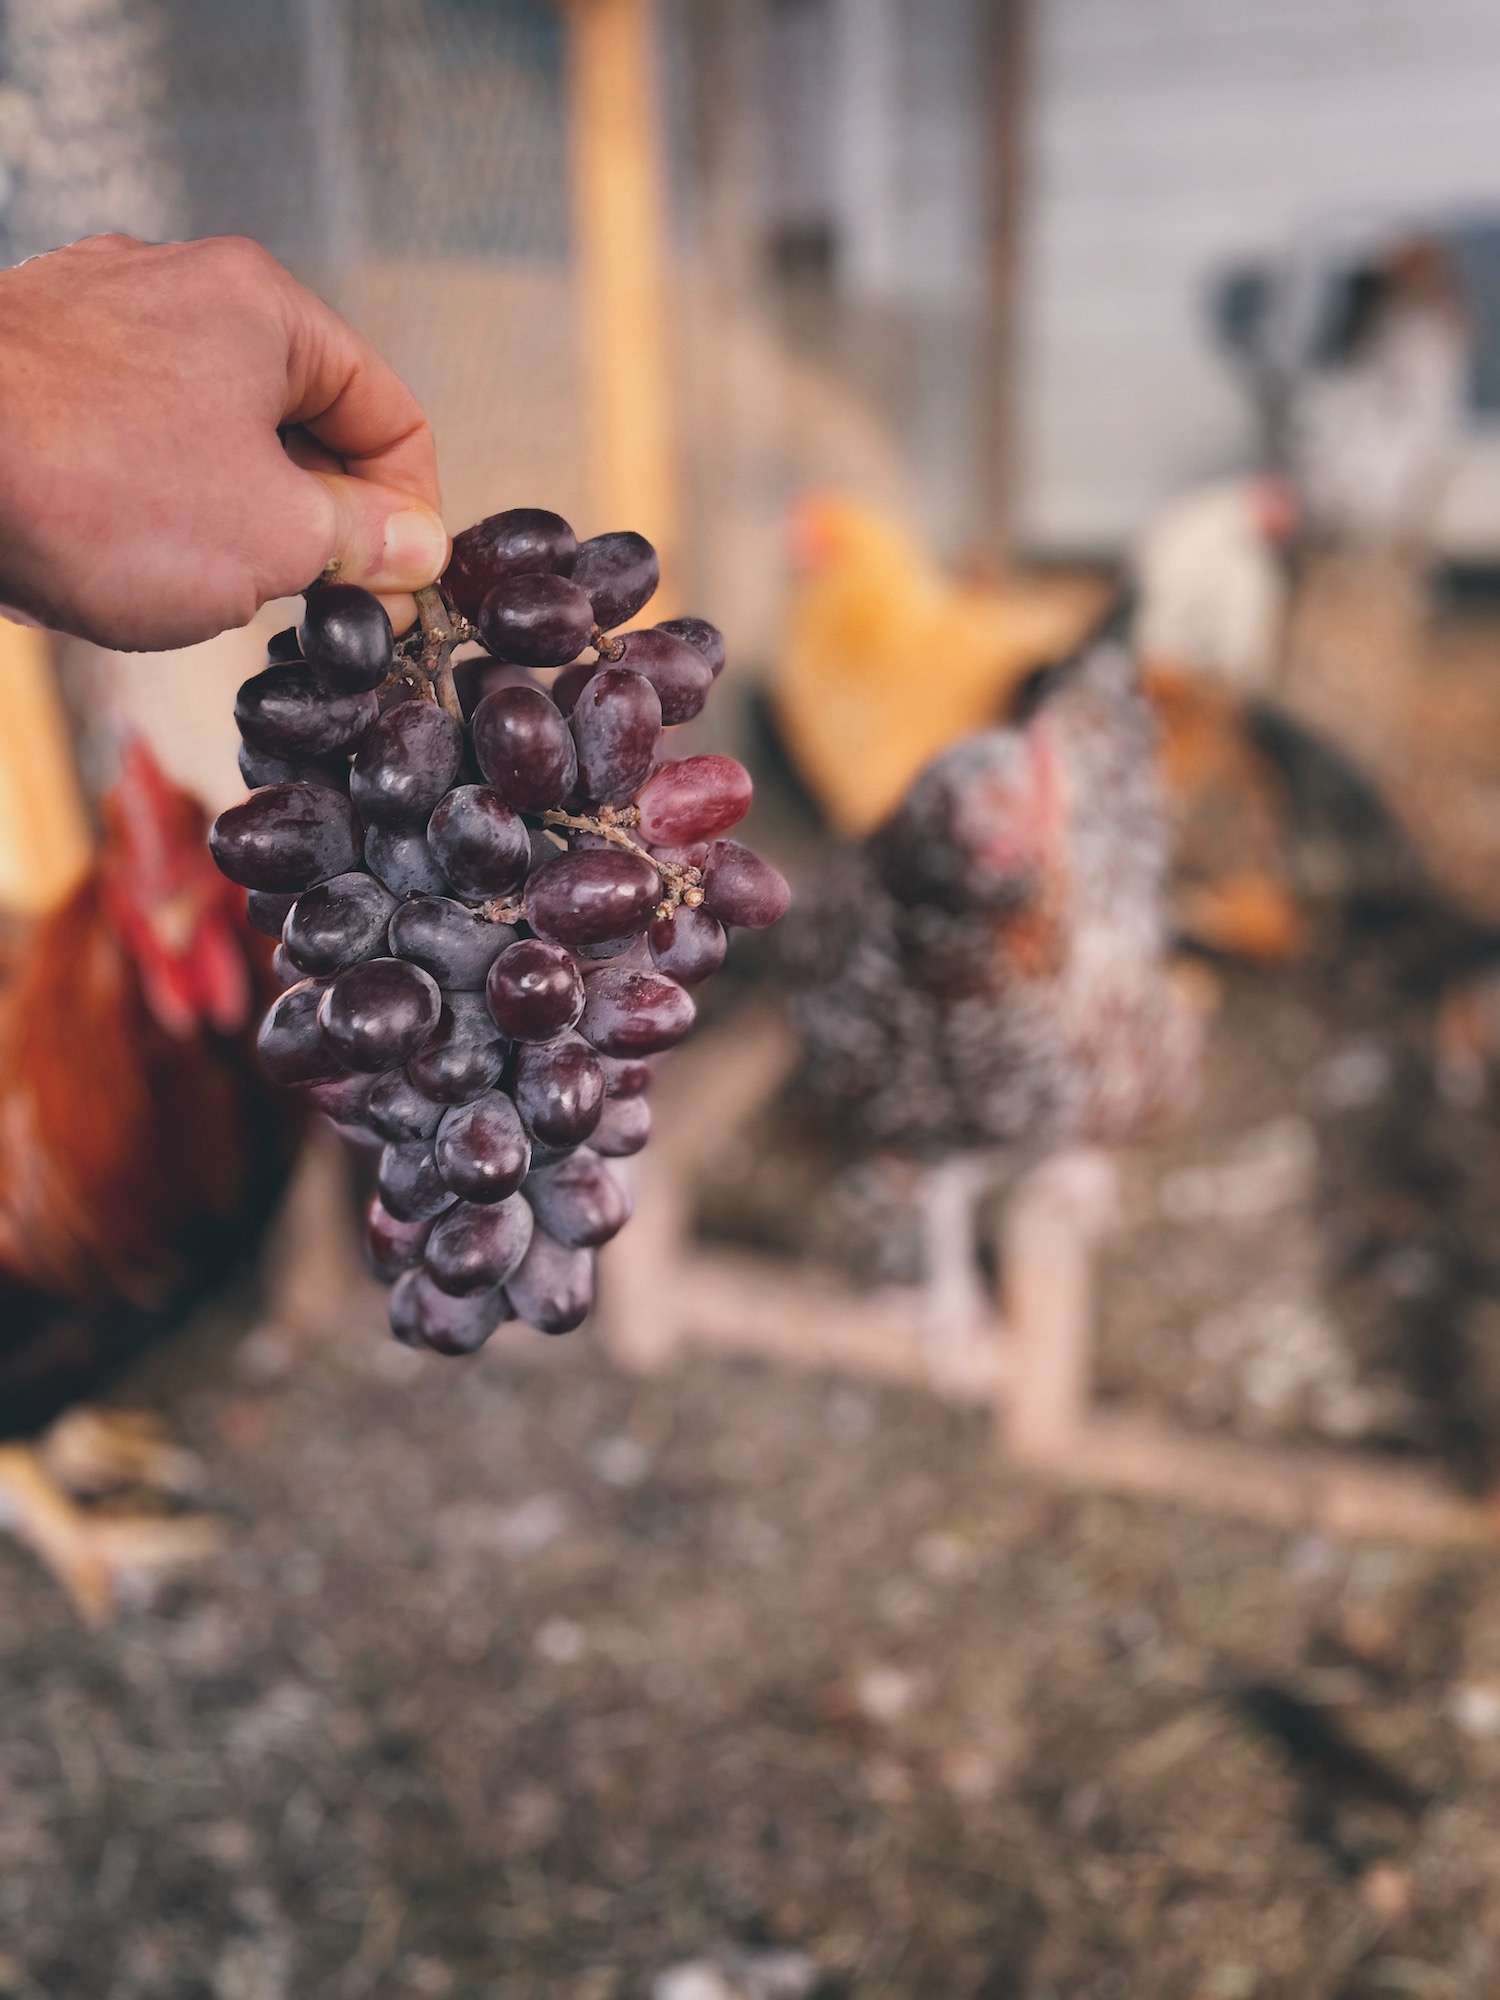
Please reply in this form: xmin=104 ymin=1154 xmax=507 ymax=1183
xmin=565 ymin=0 xmax=679 ymax=600
xmin=0 ymin=624 xmax=91 ymax=914
xmin=979 ymin=0 xmax=1031 ymax=567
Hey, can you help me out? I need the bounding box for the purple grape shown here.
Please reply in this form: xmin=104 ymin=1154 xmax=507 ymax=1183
xmin=424 ymin=1194 xmax=535 ymax=1295
xmin=571 ymin=530 xmax=659 ymax=631
xmin=211 ymin=784 xmax=362 ymax=892
xmin=505 ymin=1230 xmax=595 ymax=1335
xmin=472 ymin=684 xmax=578 ymax=810
xmin=550 ymin=660 xmax=596 ymax=717
xmin=443 ymin=507 xmax=578 ymax=619
xmin=405 ymin=993 xmax=507 ymax=1104
xmin=283 ymin=871 xmax=398 ymax=975
xmin=256 ymin=977 xmax=340 ymax=1085
xmin=368 ymin=1069 xmax=445 ymax=1144
xmin=377 ymin=1141 xmax=457 ymax=1224
xmin=572 ymin=931 xmax=651 ymax=967
xmin=477 ymin=572 xmax=595 ymax=668
xmin=453 ymin=658 xmax=537 ymax=721
xmin=269 ymin=943 xmax=299 ymax=988
xmin=701 ymin=840 xmax=791 ymax=928
xmin=635 ymin=756 xmax=752 ymax=845
xmin=577 ymin=968 xmax=695 ymax=1056
xmin=648 ymin=905 xmax=727 ymax=986
xmin=569 ymin=666 xmax=661 ymax=804
xmin=591 ymin=1092 xmax=651 ymax=1158
xmin=388 ymin=894 xmax=514 ymax=989
xmin=434 ymin=1091 xmax=531 ymax=1203
xmin=237 ymin=741 xmax=344 ymax=791
xmin=304 ymin=1072 xmax=375 ymax=1125
xmin=485 ymin=938 xmax=585 ymax=1041
xmin=656 ymin=615 xmax=725 ymax=679
xmin=523 ymin=849 xmax=661 ymax=949
xmin=612 ymin=629 xmax=713 ymax=725
xmin=364 ymin=824 xmax=450 ymax=897
xmin=246 ymin=888 xmax=297 ymax=938
xmin=318 ymin=958 xmax=442 ymax=1072
xmin=266 ymin=627 xmax=302 ymax=663
xmin=350 ymin=699 xmax=464 ymax=826
xmin=599 ymin=1053 xmax=656 ymax=1098
xmin=366 ymin=1197 xmax=433 ymax=1281
xmin=523 ymin=1148 xmax=631 ymax=1248
xmin=234 ymin=664 xmax=379 ymax=759
xmin=512 ymin=1034 xmax=605 ymax=1149
xmin=426 ymin=785 xmax=530 ymax=899
xmin=389 ymin=1269 xmax=506 ymax=1354
xmin=298 ymin=584 xmax=395 ymax=692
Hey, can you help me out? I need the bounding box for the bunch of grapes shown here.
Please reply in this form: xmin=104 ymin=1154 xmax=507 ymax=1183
xmin=210 ymin=508 xmax=788 ymax=1354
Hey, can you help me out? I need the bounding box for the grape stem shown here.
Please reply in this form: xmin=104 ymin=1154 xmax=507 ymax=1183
xmin=410 ymin=585 xmax=470 ymax=724
xmin=475 ymin=807 xmax=702 ymax=927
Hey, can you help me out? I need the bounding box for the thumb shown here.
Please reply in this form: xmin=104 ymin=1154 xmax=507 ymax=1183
xmin=299 ymin=468 xmax=450 ymax=635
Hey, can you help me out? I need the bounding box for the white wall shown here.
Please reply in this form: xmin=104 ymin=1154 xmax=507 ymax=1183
xmin=1020 ymin=0 xmax=1500 ymax=549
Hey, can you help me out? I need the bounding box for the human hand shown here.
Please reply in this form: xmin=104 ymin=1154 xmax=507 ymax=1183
xmin=0 ymin=233 xmax=448 ymax=650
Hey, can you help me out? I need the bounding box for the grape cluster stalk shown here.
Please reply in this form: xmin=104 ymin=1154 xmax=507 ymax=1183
xmin=212 ymin=508 xmax=789 ymax=1352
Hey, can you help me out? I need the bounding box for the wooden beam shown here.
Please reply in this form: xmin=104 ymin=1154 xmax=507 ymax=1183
xmin=979 ymin=0 xmax=1032 ymax=566
xmin=564 ymin=0 xmax=679 ymax=600
xmin=0 ymin=621 xmax=91 ymax=914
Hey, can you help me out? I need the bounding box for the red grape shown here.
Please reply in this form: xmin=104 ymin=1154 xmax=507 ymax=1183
xmin=512 ymin=1033 xmax=606 ymax=1149
xmin=389 ymin=1269 xmax=506 ymax=1354
xmin=504 ymin=1230 xmax=595 ymax=1334
xmin=635 ymin=755 xmax=752 ymax=844
xmin=591 ymin=1092 xmax=651 ymax=1157
xmin=570 ymin=530 xmax=659 ymax=630
xmin=478 ymin=572 xmax=595 ymax=667
xmin=648 ymin=905 xmax=727 ymax=986
xmin=424 ymin=1194 xmax=535 ymax=1295
xmin=523 ymin=1148 xmax=631 ymax=1248
xmin=211 ymin=784 xmax=362 ymax=892
xmin=350 ymin=700 xmax=463 ymax=826
xmin=318 ymin=958 xmax=442 ymax=1072
xmin=701 ymin=840 xmax=791 ymax=928
xmin=485 ymin=937 xmax=585 ymax=1040
xmin=524 ymin=849 xmax=661 ymax=948
xmin=656 ymin=615 xmax=725 ymax=679
xmin=577 ymin=967 xmax=695 ymax=1055
xmin=569 ymin=666 xmax=661 ymax=803
xmin=612 ymin=628 xmax=712 ymax=725
xmin=366 ymin=1197 xmax=433 ymax=1280
xmin=550 ymin=660 xmax=596 ymax=716
xmin=378 ymin=1141 xmax=458 ymax=1224
xmin=405 ymin=993 xmax=507 ymax=1105
xmin=427 ymin=785 xmax=530 ymax=899
xmin=472 ymin=684 xmax=578 ymax=810
xmin=434 ymin=1091 xmax=531 ymax=1203
xmin=443 ymin=507 xmax=577 ymax=619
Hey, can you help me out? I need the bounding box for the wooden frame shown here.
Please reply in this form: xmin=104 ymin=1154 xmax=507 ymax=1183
xmin=596 ymin=1005 xmax=1498 ymax=1545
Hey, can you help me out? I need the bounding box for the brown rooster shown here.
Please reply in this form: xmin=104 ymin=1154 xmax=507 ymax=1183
xmin=784 ymin=614 xmax=1198 ymax=1383
xmin=0 ymin=738 xmax=301 ymax=1619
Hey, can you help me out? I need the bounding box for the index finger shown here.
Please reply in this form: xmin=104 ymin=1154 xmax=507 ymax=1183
xmin=273 ymin=273 xmax=442 ymax=514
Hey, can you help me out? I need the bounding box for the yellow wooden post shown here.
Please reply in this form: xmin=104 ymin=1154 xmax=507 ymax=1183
xmin=565 ymin=0 xmax=679 ymax=604
xmin=0 ymin=623 xmax=91 ymax=914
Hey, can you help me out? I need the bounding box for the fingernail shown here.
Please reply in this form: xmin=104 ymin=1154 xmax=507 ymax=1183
xmin=381 ymin=508 xmax=449 ymax=584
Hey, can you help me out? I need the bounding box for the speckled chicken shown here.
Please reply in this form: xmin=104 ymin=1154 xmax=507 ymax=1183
xmin=784 ymin=619 xmax=1198 ymax=1373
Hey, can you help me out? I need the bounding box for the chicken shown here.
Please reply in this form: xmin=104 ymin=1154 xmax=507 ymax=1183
xmin=1132 ymin=475 xmax=1296 ymax=693
xmin=784 ymin=617 xmax=1197 ymax=1383
xmin=0 ymin=738 xmax=301 ymax=1619
xmin=771 ymin=491 xmax=1108 ymax=838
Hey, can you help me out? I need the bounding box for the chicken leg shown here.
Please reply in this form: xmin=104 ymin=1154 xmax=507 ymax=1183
xmin=918 ymin=1155 xmax=1000 ymax=1398
xmin=0 ymin=1410 xmax=221 ymax=1624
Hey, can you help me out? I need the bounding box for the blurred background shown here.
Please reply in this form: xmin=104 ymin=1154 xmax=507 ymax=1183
xmin=12 ymin=1 xmax=1500 ymax=1994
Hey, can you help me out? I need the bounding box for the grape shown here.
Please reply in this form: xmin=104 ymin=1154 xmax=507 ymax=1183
xmin=378 ymin=1141 xmax=458 ymax=1224
xmin=266 ymin=627 xmax=302 ymax=663
xmin=569 ymin=667 xmax=662 ymax=804
xmin=283 ymin=871 xmax=398 ymax=975
xmin=578 ymin=968 xmax=695 ymax=1055
xmin=406 ymin=993 xmax=507 ymax=1104
xmin=635 ymin=756 xmax=752 ymax=845
xmin=504 ymin=1230 xmax=595 ymax=1335
xmin=591 ymin=1092 xmax=651 ymax=1158
xmin=485 ymin=937 xmax=584 ymax=1040
xmin=571 ymin=530 xmax=658 ymax=630
xmin=434 ymin=1091 xmax=531 ymax=1202
xmin=550 ymin=660 xmax=596 ymax=717
xmin=390 ymin=1269 xmax=507 ymax=1355
xmin=368 ymin=1069 xmax=445 ymax=1144
xmin=211 ymin=784 xmax=362 ymax=892
xmin=237 ymin=742 xmax=343 ymax=792
xmin=523 ymin=1148 xmax=631 ymax=1248
xmin=657 ymin=615 xmax=725 ymax=680
xmin=427 ymin=785 xmax=530 ymax=899
xmin=472 ymin=684 xmax=578 ymax=810
xmin=650 ymin=841 xmax=710 ymax=872
xmin=599 ymin=1053 xmax=655 ymax=1097
xmin=304 ymin=1073 xmax=375 ymax=1125
xmin=366 ymin=1197 xmax=433 ymax=1281
xmin=247 ymin=889 xmax=297 ymax=938
xmin=269 ymin=943 xmax=300 ymax=988
xmin=318 ymin=958 xmax=442 ymax=1072
xmin=648 ymin=905 xmax=727 ymax=986
xmin=235 ymin=664 xmax=378 ymax=759
xmin=424 ymin=1192 xmax=535 ymax=1297
xmin=572 ymin=931 xmax=650 ymax=967
xmin=612 ymin=629 xmax=712 ymax=725
xmin=701 ymin=840 xmax=791 ymax=928
xmin=256 ymin=977 xmax=340 ymax=1085
xmin=478 ymin=572 xmax=595 ymax=668
xmin=388 ymin=894 xmax=513 ymax=990
xmin=524 ymin=849 xmax=661 ymax=949
xmin=364 ymin=824 xmax=450 ymax=896
xmin=512 ymin=1034 xmax=605 ymax=1149
xmin=443 ymin=507 xmax=578 ymax=619
xmin=453 ymin=658 xmax=535 ymax=721
xmin=350 ymin=700 xmax=463 ymax=826
xmin=299 ymin=584 xmax=395 ymax=692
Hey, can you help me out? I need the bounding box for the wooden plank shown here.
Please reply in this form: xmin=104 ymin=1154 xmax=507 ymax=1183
xmin=0 ymin=622 xmax=91 ymax=915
